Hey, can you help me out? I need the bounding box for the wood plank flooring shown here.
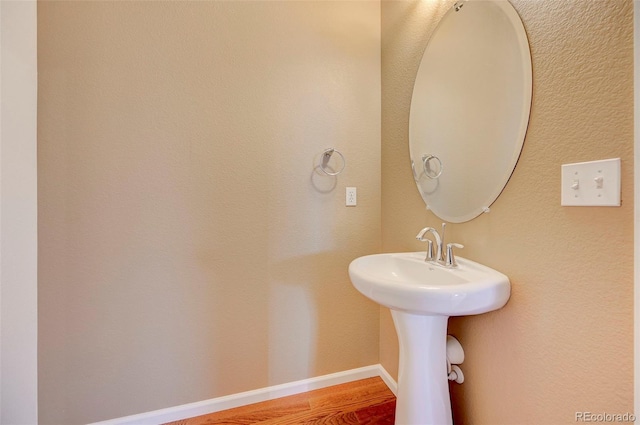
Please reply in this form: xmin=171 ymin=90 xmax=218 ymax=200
xmin=165 ymin=377 xmax=396 ymax=425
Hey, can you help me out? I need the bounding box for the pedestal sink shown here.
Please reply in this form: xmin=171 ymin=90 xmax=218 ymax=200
xmin=348 ymin=252 xmax=510 ymax=425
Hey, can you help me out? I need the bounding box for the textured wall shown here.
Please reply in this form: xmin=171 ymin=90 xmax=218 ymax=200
xmin=381 ymin=0 xmax=634 ymax=423
xmin=38 ymin=2 xmax=381 ymax=423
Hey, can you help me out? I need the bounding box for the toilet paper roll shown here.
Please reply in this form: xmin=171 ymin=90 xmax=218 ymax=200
xmin=446 ymin=335 xmax=465 ymax=365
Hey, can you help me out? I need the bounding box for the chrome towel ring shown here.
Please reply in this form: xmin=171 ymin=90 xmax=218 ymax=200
xmin=320 ymin=148 xmax=345 ymax=176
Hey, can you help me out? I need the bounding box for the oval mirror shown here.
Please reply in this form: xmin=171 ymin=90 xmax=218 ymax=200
xmin=409 ymin=0 xmax=532 ymax=223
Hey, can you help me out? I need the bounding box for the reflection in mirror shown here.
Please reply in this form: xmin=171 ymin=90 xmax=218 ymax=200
xmin=409 ymin=0 xmax=532 ymax=223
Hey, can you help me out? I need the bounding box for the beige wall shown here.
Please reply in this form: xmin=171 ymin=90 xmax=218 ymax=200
xmin=382 ymin=0 xmax=634 ymax=423
xmin=37 ymin=2 xmax=381 ymax=423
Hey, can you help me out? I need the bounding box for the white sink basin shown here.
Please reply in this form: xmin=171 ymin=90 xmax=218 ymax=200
xmin=349 ymin=252 xmax=510 ymax=316
xmin=348 ymin=251 xmax=511 ymax=424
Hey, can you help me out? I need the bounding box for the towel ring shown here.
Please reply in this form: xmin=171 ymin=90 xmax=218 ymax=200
xmin=320 ymin=148 xmax=345 ymax=176
xmin=422 ymin=154 xmax=443 ymax=179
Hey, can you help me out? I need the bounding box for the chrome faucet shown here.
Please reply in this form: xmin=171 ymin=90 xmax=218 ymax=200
xmin=416 ymin=224 xmax=444 ymax=263
xmin=416 ymin=223 xmax=464 ymax=268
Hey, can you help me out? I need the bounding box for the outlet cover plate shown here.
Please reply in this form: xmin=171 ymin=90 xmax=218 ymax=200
xmin=346 ymin=187 xmax=357 ymax=206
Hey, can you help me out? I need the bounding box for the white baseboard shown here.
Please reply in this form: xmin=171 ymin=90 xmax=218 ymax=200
xmin=89 ymin=364 xmax=397 ymax=425
xmin=376 ymin=365 xmax=398 ymax=396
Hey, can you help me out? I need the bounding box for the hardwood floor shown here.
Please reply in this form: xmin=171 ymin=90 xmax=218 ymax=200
xmin=165 ymin=377 xmax=396 ymax=425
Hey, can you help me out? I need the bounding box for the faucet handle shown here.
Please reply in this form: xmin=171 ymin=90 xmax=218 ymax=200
xmin=445 ymin=243 xmax=464 ymax=268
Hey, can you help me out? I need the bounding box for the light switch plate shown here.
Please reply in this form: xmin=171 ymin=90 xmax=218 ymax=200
xmin=561 ymin=158 xmax=621 ymax=206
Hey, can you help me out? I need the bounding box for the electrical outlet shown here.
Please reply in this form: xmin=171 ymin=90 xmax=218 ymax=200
xmin=346 ymin=187 xmax=357 ymax=206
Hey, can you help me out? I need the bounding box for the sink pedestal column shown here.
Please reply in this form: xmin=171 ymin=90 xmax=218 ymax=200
xmin=391 ymin=311 xmax=451 ymax=425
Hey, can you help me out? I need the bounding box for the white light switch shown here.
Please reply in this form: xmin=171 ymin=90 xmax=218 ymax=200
xmin=561 ymin=158 xmax=621 ymax=206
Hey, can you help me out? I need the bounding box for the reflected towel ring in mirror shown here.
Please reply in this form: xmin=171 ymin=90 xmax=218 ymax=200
xmin=320 ymin=148 xmax=346 ymax=176
xmin=422 ymin=154 xmax=443 ymax=179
